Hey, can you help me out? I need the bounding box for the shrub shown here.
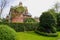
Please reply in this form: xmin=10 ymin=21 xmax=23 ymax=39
xmin=35 ymin=11 xmax=57 ymax=36
xmin=8 ymin=23 xmax=38 ymax=32
xmin=24 ymin=18 xmax=37 ymax=23
xmin=40 ymin=12 xmax=56 ymax=27
xmin=0 ymin=22 xmax=39 ymax=32
xmin=0 ymin=25 xmax=16 ymax=40
xmin=35 ymin=30 xmax=58 ymax=37
xmin=56 ymin=13 xmax=60 ymax=31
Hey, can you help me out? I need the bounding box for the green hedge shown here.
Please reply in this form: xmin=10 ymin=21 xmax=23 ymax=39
xmin=35 ymin=30 xmax=58 ymax=37
xmin=0 ymin=25 xmax=16 ymax=40
xmin=0 ymin=22 xmax=38 ymax=32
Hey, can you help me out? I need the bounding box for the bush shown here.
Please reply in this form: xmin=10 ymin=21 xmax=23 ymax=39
xmin=8 ymin=23 xmax=38 ymax=32
xmin=0 ymin=25 xmax=16 ymax=40
xmin=35 ymin=11 xmax=57 ymax=36
xmin=0 ymin=22 xmax=39 ymax=32
xmin=24 ymin=18 xmax=37 ymax=23
xmin=35 ymin=30 xmax=58 ymax=37
xmin=57 ymin=13 xmax=60 ymax=31
xmin=40 ymin=12 xmax=56 ymax=27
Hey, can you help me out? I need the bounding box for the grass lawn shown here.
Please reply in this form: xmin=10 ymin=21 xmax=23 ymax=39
xmin=16 ymin=31 xmax=60 ymax=40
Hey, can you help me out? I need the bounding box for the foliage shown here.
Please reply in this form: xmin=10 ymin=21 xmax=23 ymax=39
xmin=57 ymin=13 xmax=60 ymax=25
xmin=24 ymin=18 xmax=37 ymax=23
xmin=16 ymin=32 xmax=57 ymax=40
xmin=0 ymin=22 xmax=39 ymax=32
xmin=35 ymin=30 xmax=57 ymax=37
xmin=40 ymin=12 xmax=56 ymax=28
xmin=48 ymin=9 xmax=57 ymax=23
xmin=1 ymin=18 xmax=8 ymax=23
xmin=16 ymin=6 xmax=25 ymax=13
xmin=11 ymin=6 xmax=25 ymax=18
xmin=0 ymin=25 xmax=16 ymax=40
xmin=56 ymin=13 xmax=60 ymax=31
xmin=35 ymin=11 xmax=57 ymax=36
xmin=9 ymin=23 xmax=38 ymax=32
xmin=11 ymin=6 xmax=25 ymax=13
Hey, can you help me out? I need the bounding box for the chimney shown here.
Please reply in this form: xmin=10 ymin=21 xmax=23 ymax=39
xmin=19 ymin=2 xmax=23 ymax=6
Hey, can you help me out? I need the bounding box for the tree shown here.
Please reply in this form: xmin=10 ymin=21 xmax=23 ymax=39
xmin=48 ymin=9 xmax=57 ymax=23
xmin=56 ymin=13 xmax=60 ymax=31
xmin=35 ymin=11 xmax=57 ymax=37
xmin=0 ymin=0 xmax=8 ymax=18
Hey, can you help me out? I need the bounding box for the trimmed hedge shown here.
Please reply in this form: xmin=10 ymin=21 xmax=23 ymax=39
xmin=0 ymin=22 xmax=38 ymax=32
xmin=0 ymin=25 xmax=16 ymax=40
xmin=35 ymin=30 xmax=58 ymax=37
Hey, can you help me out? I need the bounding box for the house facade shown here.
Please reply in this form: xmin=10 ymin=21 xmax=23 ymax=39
xmin=6 ymin=2 xmax=32 ymax=23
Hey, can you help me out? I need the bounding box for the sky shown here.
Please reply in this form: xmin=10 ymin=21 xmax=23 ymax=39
xmin=0 ymin=0 xmax=59 ymax=18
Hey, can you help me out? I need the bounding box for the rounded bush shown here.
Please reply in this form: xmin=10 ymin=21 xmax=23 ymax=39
xmin=35 ymin=11 xmax=57 ymax=37
xmin=40 ymin=12 xmax=56 ymax=27
xmin=0 ymin=25 xmax=16 ymax=40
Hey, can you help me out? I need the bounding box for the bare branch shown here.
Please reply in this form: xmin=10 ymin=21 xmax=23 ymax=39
xmin=0 ymin=0 xmax=7 ymax=18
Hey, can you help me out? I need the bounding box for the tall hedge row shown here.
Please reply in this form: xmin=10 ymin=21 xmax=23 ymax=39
xmin=0 ymin=22 xmax=38 ymax=32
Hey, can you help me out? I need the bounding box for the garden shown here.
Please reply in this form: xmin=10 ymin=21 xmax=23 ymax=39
xmin=16 ymin=32 xmax=60 ymax=40
xmin=0 ymin=9 xmax=60 ymax=40
xmin=0 ymin=0 xmax=60 ymax=40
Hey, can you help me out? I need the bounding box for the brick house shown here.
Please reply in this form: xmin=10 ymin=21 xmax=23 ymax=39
xmin=6 ymin=2 xmax=32 ymax=23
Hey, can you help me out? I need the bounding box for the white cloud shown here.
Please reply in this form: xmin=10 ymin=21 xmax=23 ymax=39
xmin=27 ymin=0 xmax=57 ymax=17
xmin=1 ymin=0 xmax=58 ymax=18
